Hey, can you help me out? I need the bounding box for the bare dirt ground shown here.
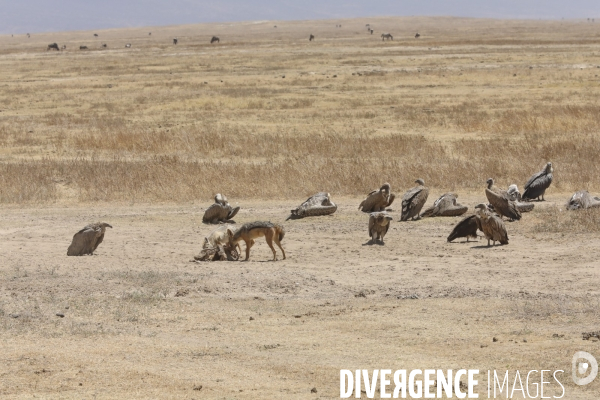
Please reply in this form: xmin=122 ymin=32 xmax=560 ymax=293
xmin=1 ymin=195 xmax=600 ymax=399
xmin=1 ymin=15 xmax=600 ymax=399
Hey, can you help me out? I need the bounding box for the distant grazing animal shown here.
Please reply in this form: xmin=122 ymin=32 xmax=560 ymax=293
xmin=47 ymin=43 xmax=59 ymax=51
xmin=202 ymin=193 xmax=240 ymax=224
xmin=61 ymin=45 xmax=66 ymax=50
xmin=230 ymin=221 xmax=286 ymax=261
xmin=287 ymin=192 xmax=337 ymax=220
xmin=27 ymin=33 xmax=30 ymax=38
xmin=370 ymin=29 xmax=374 ymax=35
xmin=79 ymin=46 xmax=88 ymax=50
xmin=475 ymin=204 xmax=508 ymax=246
xmin=149 ymin=32 xmax=152 ymax=36
xmin=173 ymin=38 xmax=178 ymax=45
xmin=381 ymin=33 xmax=393 ymax=41
xmin=447 ymin=215 xmax=481 ymax=243
xmin=400 ymin=179 xmax=429 ymax=221
xmin=420 ymin=193 xmax=467 ymax=218
xmin=566 ymin=190 xmax=600 ymax=210
xmin=125 ymin=43 xmax=131 ymax=48
xmin=274 ymin=25 xmax=277 ymax=28
xmin=359 ymin=183 xmax=396 ymax=213
xmin=485 ymin=178 xmax=521 ymax=221
xmin=522 ymin=162 xmax=553 ymax=201
xmin=67 ymin=222 xmax=112 ymax=256
xmin=94 ymin=33 xmax=98 ymax=37
xmin=102 ymin=43 xmax=107 ymax=48
xmin=211 ymin=36 xmax=219 ymax=43
xmin=415 ymin=33 xmax=421 ymax=38
xmin=309 ymin=34 xmax=314 ymax=41
xmin=368 ymin=212 xmax=392 ymax=244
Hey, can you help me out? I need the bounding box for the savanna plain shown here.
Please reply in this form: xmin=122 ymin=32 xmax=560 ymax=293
xmin=1 ymin=16 xmax=600 ymax=399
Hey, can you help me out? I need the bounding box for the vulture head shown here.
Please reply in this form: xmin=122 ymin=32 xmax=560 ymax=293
xmin=380 ymin=183 xmax=391 ymax=194
xmin=415 ymin=178 xmax=425 ymax=186
xmin=486 ymin=178 xmax=494 ymax=188
xmin=545 ymin=162 xmax=553 ymax=174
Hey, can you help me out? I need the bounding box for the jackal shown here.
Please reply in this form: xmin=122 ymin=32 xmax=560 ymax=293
xmin=230 ymin=221 xmax=286 ymax=261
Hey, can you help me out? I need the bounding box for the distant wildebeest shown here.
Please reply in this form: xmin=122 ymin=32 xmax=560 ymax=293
xmin=61 ymin=45 xmax=66 ymax=50
xmin=370 ymin=29 xmax=374 ymax=35
xmin=27 ymin=33 xmax=30 ymax=38
xmin=149 ymin=32 xmax=152 ymax=35
xmin=309 ymin=34 xmax=314 ymax=41
xmin=102 ymin=43 xmax=107 ymax=48
xmin=94 ymin=33 xmax=98 ymax=37
xmin=415 ymin=32 xmax=421 ymax=38
xmin=79 ymin=46 xmax=88 ymax=50
xmin=211 ymin=36 xmax=219 ymax=43
xmin=47 ymin=43 xmax=59 ymax=51
xmin=274 ymin=25 xmax=277 ymax=28
xmin=381 ymin=33 xmax=393 ymax=41
xmin=125 ymin=43 xmax=131 ymax=48
xmin=173 ymin=38 xmax=178 ymax=45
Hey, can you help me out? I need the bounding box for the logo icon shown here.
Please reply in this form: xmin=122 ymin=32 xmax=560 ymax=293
xmin=572 ymin=351 xmax=598 ymax=386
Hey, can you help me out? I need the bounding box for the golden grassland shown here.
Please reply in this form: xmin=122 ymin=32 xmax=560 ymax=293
xmin=2 ymin=18 xmax=600 ymax=399
xmin=1 ymin=16 xmax=600 ymax=203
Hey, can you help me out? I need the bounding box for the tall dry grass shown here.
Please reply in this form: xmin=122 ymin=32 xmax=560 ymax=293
xmin=2 ymin=129 xmax=599 ymax=203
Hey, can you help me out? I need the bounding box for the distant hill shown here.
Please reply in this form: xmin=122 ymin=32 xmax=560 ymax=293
xmin=2 ymin=0 xmax=598 ymax=34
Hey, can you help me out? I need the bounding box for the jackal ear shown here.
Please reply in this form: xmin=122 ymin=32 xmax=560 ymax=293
xmin=226 ymin=229 xmax=233 ymax=238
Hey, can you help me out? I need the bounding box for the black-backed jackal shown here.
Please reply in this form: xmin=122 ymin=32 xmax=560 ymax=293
xmin=230 ymin=221 xmax=286 ymax=261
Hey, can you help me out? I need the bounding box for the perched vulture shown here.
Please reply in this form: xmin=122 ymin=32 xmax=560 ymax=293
xmin=202 ymin=193 xmax=240 ymax=224
xmin=447 ymin=215 xmax=481 ymax=243
xmin=358 ymin=183 xmax=396 ymax=212
xmin=485 ymin=178 xmax=522 ymax=221
xmin=500 ymin=184 xmax=534 ymax=213
xmin=522 ymin=162 xmax=553 ymax=201
xmin=67 ymin=222 xmax=112 ymax=256
xmin=420 ymin=193 xmax=468 ymax=218
xmin=368 ymin=212 xmax=393 ymax=244
xmin=400 ymin=179 xmax=429 ymax=221
xmin=475 ymin=204 xmax=508 ymax=246
xmin=287 ymin=192 xmax=337 ymax=220
xmin=566 ymin=191 xmax=600 ymax=210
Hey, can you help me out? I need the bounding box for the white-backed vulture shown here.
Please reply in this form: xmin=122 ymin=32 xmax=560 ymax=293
xmin=447 ymin=215 xmax=481 ymax=242
xmin=400 ymin=179 xmax=429 ymax=221
xmin=475 ymin=204 xmax=508 ymax=246
xmin=566 ymin=191 xmax=600 ymax=210
xmin=368 ymin=212 xmax=392 ymax=244
xmin=67 ymin=222 xmax=112 ymax=256
xmin=420 ymin=192 xmax=468 ymax=218
xmin=202 ymin=193 xmax=240 ymax=224
xmin=287 ymin=192 xmax=337 ymax=220
xmin=358 ymin=183 xmax=396 ymax=212
xmin=502 ymin=184 xmax=534 ymax=213
xmin=523 ymin=162 xmax=553 ymax=201
xmin=485 ymin=178 xmax=522 ymax=221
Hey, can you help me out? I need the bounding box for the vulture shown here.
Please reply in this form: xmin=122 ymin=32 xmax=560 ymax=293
xmin=475 ymin=204 xmax=508 ymax=246
xmin=368 ymin=212 xmax=393 ymax=244
xmin=522 ymin=162 xmax=553 ymax=201
xmin=447 ymin=215 xmax=481 ymax=243
xmin=202 ymin=193 xmax=240 ymax=224
xmin=566 ymin=191 xmax=600 ymax=210
xmin=400 ymin=179 xmax=429 ymax=221
xmin=358 ymin=183 xmax=396 ymax=213
xmin=485 ymin=178 xmax=522 ymax=221
xmin=67 ymin=222 xmax=112 ymax=256
xmin=286 ymin=192 xmax=337 ymax=220
xmin=420 ymin=193 xmax=468 ymax=218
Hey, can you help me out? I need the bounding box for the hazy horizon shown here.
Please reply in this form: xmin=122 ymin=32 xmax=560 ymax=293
xmin=1 ymin=0 xmax=599 ymax=35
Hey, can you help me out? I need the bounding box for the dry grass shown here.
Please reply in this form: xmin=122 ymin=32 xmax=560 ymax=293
xmin=1 ymin=17 xmax=600 ymax=204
